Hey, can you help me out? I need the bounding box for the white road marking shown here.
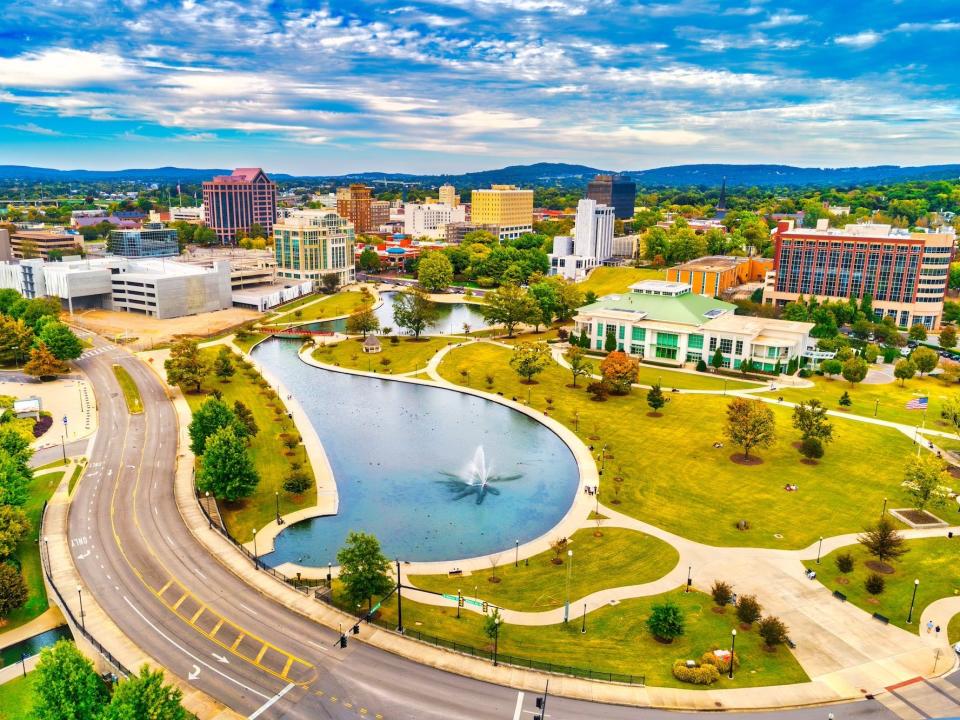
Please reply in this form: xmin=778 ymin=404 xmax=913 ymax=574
xmin=194 ymin=569 xmax=207 ymax=579
xmin=248 ymin=683 xmax=294 ymax=719
xmin=239 ymin=603 xmax=259 ymax=616
xmin=188 ymin=665 xmax=201 ymax=680
xmin=212 ymin=653 xmax=230 ymax=664
xmin=513 ymin=692 xmax=524 ymax=720
xmin=122 ymin=596 xmax=269 ymax=699
xmin=306 ymin=639 xmax=327 ymax=651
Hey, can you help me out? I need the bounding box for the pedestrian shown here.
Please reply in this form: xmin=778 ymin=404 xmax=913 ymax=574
xmin=936 ymin=625 xmax=941 ymax=637
xmin=928 ymin=619 xmax=934 ymax=634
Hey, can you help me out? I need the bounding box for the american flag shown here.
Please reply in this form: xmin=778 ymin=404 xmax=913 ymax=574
xmin=906 ymin=396 xmax=928 ymax=410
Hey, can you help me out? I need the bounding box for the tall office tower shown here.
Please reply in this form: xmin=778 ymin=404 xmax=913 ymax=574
xmin=336 ymin=184 xmax=374 ymax=233
xmin=586 ymin=174 xmax=636 ymax=220
xmin=202 ymin=168 xmax=277 ymax=244
xmin=470 ymin=185 xmax=533 ymax=241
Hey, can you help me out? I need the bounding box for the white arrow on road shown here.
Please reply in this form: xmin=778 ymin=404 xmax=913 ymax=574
xmin=77 ymin=550 xmax=91 ymax=560
xmin=212 ymin=653 xmax=230 ymax=664
xmin=188 ymin=665 xmax=201 ymax=680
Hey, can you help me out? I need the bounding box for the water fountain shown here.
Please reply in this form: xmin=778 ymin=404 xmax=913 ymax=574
xmin=438 ymin=445 xmax=521 ymax=504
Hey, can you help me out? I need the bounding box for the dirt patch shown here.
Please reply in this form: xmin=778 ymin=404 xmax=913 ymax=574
xmin=897 ymin=508 xmax=943 ymax=525
xmin=652 ymin=636 xmax=675 ymax=645
xmin=550 ymin=558 xmax=564 ymax=566
xmin=72 ymin=307 xmax=261 ymax=348
xmin=729 ymin=453 xmax=763 ymax=466
xmin=800 ymin=458 xmax=819 ymax=466
xmin=593 ymin=531 xmax=603 ymax=537
xmin=866 ymin=597 xmax=880 ymax=605
xmin=711 ymin=606 xmax=727 ymax=615
xmin=646 ymin=411 xmax=663 ymax=417
xmin=865 ymin=560 xmax=896 ymax=574
xmin=836 ymin=577 xmax=850 ymax=585
xmin=739 ymin=622 xmax=753 ymax=631
xmin=791 ymin=441 xmax=804 ymax=450
xmin=488 ymin=576 xmax=502 ymax=584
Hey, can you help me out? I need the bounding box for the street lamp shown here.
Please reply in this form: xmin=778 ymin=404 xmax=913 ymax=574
xmin=729 ymin=628 xmax=737 ymax=679
xmin=275 ymin=491 xmax=283 ymax=526
xmin=907 ymin=578 xmax=920 ymax=624
xmin=493 ymin=617 xmax=500 ymax=666
xmin=564 ymin=549 xmax=573 ymax=623
xmin=327 ymin=562 xmax=332 ymax=588
xmin=874 ymin=399 xmax=879 ymax=417
xmin=252 ymin=529 xmax=258 ymax=569
xmin=515 ymin=539 xmax=519 ymax=567
xmin=581 ymin=602 xmax=587 ymax=634
xmin=882 ymin=497 xmax=888 ymax=518
xmin=457 ymin=589 xmax=461 ymax=619
xmin=816 ymin=536 xmax=823 ymax=564
xmin=77 ymin=584 xmax=85 ymax=632
xmin=205 ymin=491 xmax=211 ymax=529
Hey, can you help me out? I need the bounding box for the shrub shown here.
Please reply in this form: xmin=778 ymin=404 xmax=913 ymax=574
xmin=672 ymin=660 xmax=720 ymax=685
xmin=557 ymin=328 xmax=569 ymax=340
xmin=865 ymin=573 xmax=885 ymax=595
xmin=283 ymin=470 xmax=312 ymax=494
xmin=390 ymin=336 xmax=400 ymax=345
xmin=736 ymin=594 xmax=762 ymax=625
xmin=758 ymin=615 xmax=789 ymax=646
xmin=586 ymin=380 xmax=610 ymax=402
xmin=646 ymin=602 xmax=685 ymax=642
xmin=696 ymin=358 xmax=708 ymax=372
xmin=799 ymin=437 xmax=824 ymax=461
xmin=797 ymin=368 xmax=812 ymax=378
xmin=835 ymin=552 xmax=854 ymax=574
xmin=32 ymin=415 xmax=53 ymax=438
xmin=700 ymin=650 xmax=739 ymax=674
xmin=710 ymin=580 xmax=733 ymax=607
xmin=380 ymin=357 xmax=392 ymax=367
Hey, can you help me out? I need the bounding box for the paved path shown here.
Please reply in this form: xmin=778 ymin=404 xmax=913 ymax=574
xmin=0 ymin=606 xmax=65 ymax=652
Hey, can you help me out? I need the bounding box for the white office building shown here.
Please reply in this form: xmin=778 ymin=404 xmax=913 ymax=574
xmin=548 ymin=199 xmax=616 ymax=280
xmin=403 ymin=203 xmax=466 ymax=240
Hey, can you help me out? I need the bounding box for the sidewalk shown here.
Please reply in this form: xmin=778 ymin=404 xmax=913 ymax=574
xmin=0 ymin=606 xmax=65 ymax=652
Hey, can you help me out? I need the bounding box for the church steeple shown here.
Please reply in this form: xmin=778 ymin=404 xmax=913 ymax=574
xmin=716 ymin=176 xmax=727 ymax=211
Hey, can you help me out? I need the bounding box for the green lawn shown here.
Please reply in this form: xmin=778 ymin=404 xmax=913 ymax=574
xmin=576 ymin=267 xmax=667 ymax=297
xmin=267 ymin=291 xmax=372 ymax=325
xmin=183 ymin=349 xmax=316 ymax=540
xmin=438 ymin=343 xmax=928 ymax=548
xmin=67 ymin=461 xmax=85 ymax=495
xmin=265 ymin=292 xmax=322 ymax=316
xmin=777 ymin=372 xmax=953 ymax=429
xmin=409 ymin=528 xmax=678 ymax=611
xmin=312 ymin=336 xmax=455 ymax=375
xmin=234 ymin=332 xmax=268 ymax=355
xmin=112 ymin=364 xmax=143 ymax=414
xmin=814 ymin=538 xmax=960 ymax=632
xmin=358 ymin=588 xmax=807 ymax=689
xmin=949 ymin=612 xmax=960 ymax=644
xmin=0 ymin=674 xmax=35 ymax=720
xmin=4 ymin=470 xmax=63 ymax=632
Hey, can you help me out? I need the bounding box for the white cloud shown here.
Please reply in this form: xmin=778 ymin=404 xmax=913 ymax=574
xmin=895 ymin=20 xmax=960 ymax=33
xmin=0 ymin=48 xmax=139 ymax=87
xmin=834 ymin=30 xmax=885 ymax=48
xmin=6 ymin=122 xmax=63 ymax=136
xmin=753 ymin=11 xmax=807 ymax=29
xmin=447 ymin=110 xmax=542 ymax=132
xmin=178 ymin=132 xmax=217 ymax=141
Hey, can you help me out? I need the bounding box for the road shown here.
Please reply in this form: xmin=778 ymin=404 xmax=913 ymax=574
xmin=66 ymin=335 xmax=926 ymax=720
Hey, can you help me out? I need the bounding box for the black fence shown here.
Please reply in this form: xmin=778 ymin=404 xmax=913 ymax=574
xmin=39 ymin=501 xmax=132 ymax=679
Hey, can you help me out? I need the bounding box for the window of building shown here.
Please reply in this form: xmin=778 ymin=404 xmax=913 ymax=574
xmin=618 ymin=325 xmax=625 ymax=340
xmin=688 ymin=334 xmax=703 ymax=349
xmin=631 ymin=326 xmax=645 ymax=341
xmin=719 ymin=338 xmax=733 ymax=353
xmin=735 ymin=340 xmax=743 ymax=355
xmin=655 ymin=346 xmax=678 ymax=360
xmin=630 ymin=344 xmax=644 ymax=356
xmin=656 ymin=332 xmax=678 ymax=347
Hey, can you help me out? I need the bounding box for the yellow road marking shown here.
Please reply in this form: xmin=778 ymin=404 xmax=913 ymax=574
xmin=171 ymin=593 xmax=188 ymax=611
xmin=254 ymin=644 xmax=268 ymax=664
xmin=281 ymin=656 xmax=294 ymax=678
xmin=190 ymin=605 xmax=205 ymax=623
xmin=158 ymin=579 xmax=173 ymax=596
xmin=210 ymin=618 xmax=223 ymax=636
xmin=231 ymin=634 xmax=245 ymax=651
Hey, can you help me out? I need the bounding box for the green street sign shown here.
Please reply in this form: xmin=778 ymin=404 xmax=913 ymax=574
xmin=370 ymin=602 xmax=382 ymax=614
xmin=465 ymin=598 xmax=484 ymax=607
xmin=441 ymin=594 xmax=459 ymax=602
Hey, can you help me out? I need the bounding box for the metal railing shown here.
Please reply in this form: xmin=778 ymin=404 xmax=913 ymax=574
xmin=39 ymin=501 xmax=131 ymax=679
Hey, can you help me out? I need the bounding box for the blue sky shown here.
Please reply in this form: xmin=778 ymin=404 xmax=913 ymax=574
xmin=0 ymin=0 xmax=958 ymax=175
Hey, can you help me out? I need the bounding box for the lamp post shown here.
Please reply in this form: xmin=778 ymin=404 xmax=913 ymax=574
xmin=11 ymin=345 xmax=18 ymax=370
xmin=685 ymin=565 xmax=692 ymax=593
xmin=515 ymin=539 xmax=519 ymax=567
xmin=77 ymin=584 xmax=85 ymax=631
xmin=205 ymin=491 xmax=211 ymax=529
xmin=729 ymin=628 xmax=737 ymax=679
xmin=874 ymin=399 xmax=879 ymax=417
xmin=907 ymin=578 xmax=920 ymax=624
xmin=252 ymin=529 xmax=258 ymax=569
xmin=816 ymin=536 xmax=823 ymax=564
xmin=493 ymin=617 xmax=500 ymax=666
xmin=457 ymin=589 xmax=461 ymax=619
xmin=327 ymin=562 xmax=332 ymax=588
xmin=20 ymin=652 xmax=28 ymax=678
xmin=581 ymin=602 xmax=587 ymax=634
xmin=396 ymin=558 xmax=403 ymax=633
xmin=882 ymin=497 xmax=888 ymax=518
xmin=275 ymin=491 xmax=283 ymax=525
xmin=564 ymin=550 xmax=573 ymax=623
xmin=723 ymin=379 xmax=728 ymax=396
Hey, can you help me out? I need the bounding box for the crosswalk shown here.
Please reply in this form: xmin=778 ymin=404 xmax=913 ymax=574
xmin=80 ymin=346 xmax=113 ymax=359
xmin=880 ymin=674 xmax=960 ymax=719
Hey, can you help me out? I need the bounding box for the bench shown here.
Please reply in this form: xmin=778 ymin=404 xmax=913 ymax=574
xmin=872 ymin=612 xmax=890 ymax=624
xmin=786 ymin=637 xmax=797 ymax=649
xmin=833 ymin=590 xmax=847 ymax=602
xmin=448 ymin=569 xmax=463 ymax=576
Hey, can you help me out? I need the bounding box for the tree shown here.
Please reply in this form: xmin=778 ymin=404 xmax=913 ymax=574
xmin=894 ymin=358 xmax=916 ymax=386
xmin=758 ymin=616 xmax=789 ymax=647
xmin=835 ymin=552 xmax=854 ymax=573
xmin=839 ymin=391 xmax=852 ymax=408
xmin=101 ymin=665 xmax=188 ymax=720
xmin=909 ymin=323 xmax=928 ymax=341
xmin=213 ymin=347 xmax=235 ymax=382
xmin=392 ymin=288 xmax=440 ymax=339
xmin=321 ymin=273 xmax=340 ymax=294
xmin=710 ymin=348 xmax=724 ymax=370
xmin=646 ymin=601 xmax=685 ymax=642
xmin=24 ymin=342 xmax=67 ymax=379
xmin=196 ymin=426 xmax=259 ymax=501
xmin=735 ymin=594 xmax=762 ymax=625
xmin=799 ymin=437 xmax=824 ymax=461
xmin=193 ymin=224 xmax=217 ymax=245
xmin=791 ymin=399 xmax=833 ymax=444
xmin=940 ymin=325 xmax=957 ymax=349
xmin=483 ymin=607 xmax=503 ymax=642
xmin=164 ymin=338 xmax=208 ymax=393
xmin=232 ymin=401 xmax=259 ymax=438
xmin=851 ymin=317 xmax=873 ymax=339
xmin=724 ymin=398 xmax=775 ymax=460
xmin=587 ymin=380 xmax=611 ymax=401
xmin=346 ymin=307 xmax=380 ymax=337
xmin=566 ymin=347 xmax=592 ymax=388
xmin=599 ymin=351 xmax=638 ymax=394
xmin=820 ymin=358 xmax=842 ymax=378
xmin=911 ymin=346 xmax=938 ymax=376
xmin=902 ymin=455 xmax=951 ymax=511
xmin=509 ymin=342 xmax=551 ymax=384
xmin=38 ymin=322 xmax=83 ymax=361
xmin=336 ymin=531 xmax=393 ymax=610
xmin=710 ymin=580 xmax=732 ymax=607
xmin=417 ymin=252 xmax=454 ymax=293
xmin=841 ymin=356 xmax=868 ymax=385
xmin=858 ymin=517 xmax=909 ymax=569
xmin=21 ymin=297 xmax=61 ymax=331
xmin=0 ymin=505 xmax=29 ymax=558
xmin=481 ymin=285 xmax=539 ymax=338
xmin=33 ymin=640 xmax=106 ymax=720
xmin=0 ymin=453 xmax=32 ymax=508
xmin=358 ymin=247 xmax=381 ymax=273
xmin=646 ymin=383 xmax=666 ymax=414
xmin=283 ymin=469 xmax=312 ymax=494
xmin=528 ymin=280 xmax=559 ymax=326
xmin=0 ymin=562 xmax=27 ymax=618
xmin=604 ymin=327 xmax=617 ymax=353
xmin=189 ymin=397 xmax=240 ymax=455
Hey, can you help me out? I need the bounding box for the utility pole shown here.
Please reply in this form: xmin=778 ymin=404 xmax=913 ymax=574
xmin=396 ymin=558 xmax=403 ymax=633
xmin=534 ymin=680 xmax=549 ymax=720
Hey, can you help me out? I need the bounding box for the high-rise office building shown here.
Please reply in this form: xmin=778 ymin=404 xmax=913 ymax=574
xmin=404 ymin=203 xmax=467 ymax=240
xmin=370 ymin=200 xmax=391 ymax=231
xmin=470 ymin=185 xmax=533 ymax=241
xmin=763 ymin=220 xmax=955 ymax=329
xmin=438 ymin=184 xmax=459 ymax=207
xmin=548 ymin=199 xmax=615 ymax=280
xmin=586 ymin=174 xmax=636 ymax=220
xmin=108 ymin=223 xmax=179 ymax=258
xmin=336 ymin=184 xmax=375 ymax=233
xmin=202 ymin=168 xmax=277 ymax=245
xmin=273 ymin=209 xmax=356 ymax=288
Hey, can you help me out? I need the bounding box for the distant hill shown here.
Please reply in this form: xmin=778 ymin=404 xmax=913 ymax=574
xmin=1 ymin=162 xmax=958 ymax=188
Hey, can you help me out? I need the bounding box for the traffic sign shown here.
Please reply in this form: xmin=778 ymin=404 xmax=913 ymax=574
xmin=465 ymin=598 xmax=483 ymax=608
xmin=441 ymin=594 xmax=458 ymax=602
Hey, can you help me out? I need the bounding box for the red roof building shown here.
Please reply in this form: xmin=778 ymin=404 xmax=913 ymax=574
xmin=202 ymin=168 xmax=277 ymax=245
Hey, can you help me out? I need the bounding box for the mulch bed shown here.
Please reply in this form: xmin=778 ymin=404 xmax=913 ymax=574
xmin=800 ymin=458 xmax=819 ymax=465
xmin=836 ymin=577 xmax=849 ymax=585
xmin=897 ymin=508 xmax=943 ymax=525
xmin=711 ymin=606 xmax=727 ymax=614
xmin=865 ymin=560 xmax=895 ymax=575
xmin=488 ymin=577 xmax=502 ymax=584
xmin=730 ymin=453 xmax=763 ymax=466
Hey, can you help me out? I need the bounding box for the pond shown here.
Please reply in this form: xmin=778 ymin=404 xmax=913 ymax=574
xmin=0 ymin=625 xmax=72 ymax=667
xmin=302 ymin=291 xmax=489 ymax=335
xmin=252 ymin=338 xmax=581 ymax=566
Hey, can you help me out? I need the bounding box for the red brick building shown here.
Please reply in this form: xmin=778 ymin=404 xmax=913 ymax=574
xmin=202 ymin=168 xmax=277 ymax=245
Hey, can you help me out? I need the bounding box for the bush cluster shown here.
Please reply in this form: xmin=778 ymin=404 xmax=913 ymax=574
xmin=865 ymin=573 xmax=885 ymax=595
xmin=700 ymin=650 xmax=739 ymax=674
xmin=671 ymin=660 xmax=720 ymax=685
